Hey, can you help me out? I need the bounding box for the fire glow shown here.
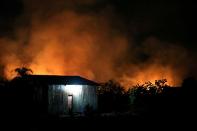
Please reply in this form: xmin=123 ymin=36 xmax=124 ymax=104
xmin=0 ymin=1 xmax=191 ymax=89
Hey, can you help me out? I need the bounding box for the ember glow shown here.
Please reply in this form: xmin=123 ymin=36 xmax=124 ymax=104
xmin=0 ymin=0 xmax=195 ymax=89
xmin=119 ymin=65 xmax=178 ymax=88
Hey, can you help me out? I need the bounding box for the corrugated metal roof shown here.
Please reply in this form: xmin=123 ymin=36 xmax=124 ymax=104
xmin=12 ymin=75 xmax=100 ymax=86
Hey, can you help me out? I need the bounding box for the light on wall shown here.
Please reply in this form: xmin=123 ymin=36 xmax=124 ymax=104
xmin=63 ymin=85 xmax=82 ymax=95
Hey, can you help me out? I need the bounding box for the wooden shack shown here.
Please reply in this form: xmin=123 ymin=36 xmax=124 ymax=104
xmin=10 ymin=75 xmax=99 ymax=116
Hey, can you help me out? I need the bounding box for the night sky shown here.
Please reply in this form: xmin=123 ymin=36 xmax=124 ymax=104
xmin=1 ymin=0 xmax=196 ymax=44
xmin=0 ymin=0 xmax=197 ymax=86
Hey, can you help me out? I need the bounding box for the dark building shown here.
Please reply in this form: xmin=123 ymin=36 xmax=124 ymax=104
xmin=10 ymin=75 xmax=99 ymax=117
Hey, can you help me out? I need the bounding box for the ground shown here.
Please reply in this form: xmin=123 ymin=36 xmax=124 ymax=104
xmin=1 ymin=111 xmax=193 ymax=131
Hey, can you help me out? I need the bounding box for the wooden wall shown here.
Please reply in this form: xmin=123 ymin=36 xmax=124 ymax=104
xmin=48 ymin=85 xmax=98 ymax=115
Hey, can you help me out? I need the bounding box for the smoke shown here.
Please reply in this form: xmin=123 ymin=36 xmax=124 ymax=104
xmin=0 ymin=0 xmax=195 ymax=88
xmin=119 ymin=37 xmax=192 ymax=87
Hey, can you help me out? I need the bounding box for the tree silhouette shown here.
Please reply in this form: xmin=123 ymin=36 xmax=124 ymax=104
xmin=98 ymin=80 xmax=125 ymax=95
xmin=155 ymin=79 xmax=167 ymax=87
xmin=14 ymin=67 xmax=33 ymax=77
xmin=97 ymin=80 xmax=129 ymax=112
xmin=128 ymin=79 xmax=182 ymax=118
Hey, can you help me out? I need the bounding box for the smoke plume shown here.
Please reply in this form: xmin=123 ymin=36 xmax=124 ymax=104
xmin=0 ymin=0 xmax=195 ymax=88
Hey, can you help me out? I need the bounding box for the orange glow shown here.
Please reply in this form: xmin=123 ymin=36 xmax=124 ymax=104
xmin=1 ymin=9 xmax=188 ymax=89
xmin=119 ymin=64 xmax=180 ymax=88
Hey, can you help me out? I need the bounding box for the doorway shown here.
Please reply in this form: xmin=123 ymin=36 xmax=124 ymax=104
xmin=68 ymin=95 xmax=73 ymax=114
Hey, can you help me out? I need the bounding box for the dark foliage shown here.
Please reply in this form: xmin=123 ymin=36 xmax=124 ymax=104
xmin=97 ymin=80 xmax=130 ymax=113
xmin=181 ymin=77 xmax=197 ymax=118
xmin=0 ymin=76 xmax=197 ymax=127
xmin=126 ymin=78 xmax=197 ymax=119
xmin=14 ymin=67 xmax=33 ymax=77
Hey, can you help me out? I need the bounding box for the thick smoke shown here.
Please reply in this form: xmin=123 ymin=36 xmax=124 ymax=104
xmin=0 ymin=0 xmax=194 ymax=88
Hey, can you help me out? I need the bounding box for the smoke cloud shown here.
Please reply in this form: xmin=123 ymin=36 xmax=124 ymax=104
xmin=0 ymin=0 xmax=195 ymax=88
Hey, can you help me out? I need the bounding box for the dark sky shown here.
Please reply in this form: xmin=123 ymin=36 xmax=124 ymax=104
xmin=1 ymin=0 xmax=196 ymax=47
xmin=0 ymin=0 xmax=23 ymax=37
